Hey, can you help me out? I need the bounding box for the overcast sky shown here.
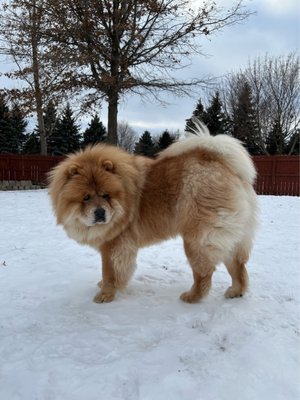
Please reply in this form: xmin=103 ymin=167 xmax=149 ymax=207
xmin=0 ymin=0 xmax=299 ymax=136
xmin=117 ymin=0 xmax=299 ymax=135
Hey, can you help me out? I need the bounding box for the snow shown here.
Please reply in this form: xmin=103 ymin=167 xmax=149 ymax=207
xmin=0 ymin=190 xmax=299 ymax=400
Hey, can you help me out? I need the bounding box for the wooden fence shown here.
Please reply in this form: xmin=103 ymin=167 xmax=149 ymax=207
xmin=0 ymin=154 xmax=63 ymax=185
xmin=0 ymin=153 xmax=299 ymax=195
xmin=253 ymin=156 xmax=299 ymax=196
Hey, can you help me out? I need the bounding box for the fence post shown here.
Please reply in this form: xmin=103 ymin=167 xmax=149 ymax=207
xmin=271 ymin=158 xmax=277 ymax=193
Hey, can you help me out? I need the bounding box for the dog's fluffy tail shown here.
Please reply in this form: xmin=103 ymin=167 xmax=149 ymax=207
xmin=159 ymin=119 xmax=256 ymax=185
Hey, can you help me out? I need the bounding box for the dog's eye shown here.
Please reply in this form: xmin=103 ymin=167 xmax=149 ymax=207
xmin=102 ymin=194 xmax=110 ymax=201
xmin=83 ymin=194 xmax=91 ymax=202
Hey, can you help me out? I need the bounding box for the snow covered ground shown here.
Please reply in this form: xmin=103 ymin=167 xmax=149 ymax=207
xmin=0 ymin=190 xmax=299 ymax=400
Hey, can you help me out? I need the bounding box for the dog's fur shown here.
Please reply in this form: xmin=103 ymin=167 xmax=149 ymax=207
xmin=48 ymin=122 xmax=257 ymax=303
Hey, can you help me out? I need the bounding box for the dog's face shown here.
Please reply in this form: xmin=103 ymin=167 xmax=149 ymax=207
xmin=64 ymin=160 xmax=124 ymax=227
xmin=49 ymin=155 xmax=126 ymax=229
xmin=79 ymin=192 xmax=113 ymax=227
xmin=49 ymin=145 xmax=144 ymax=245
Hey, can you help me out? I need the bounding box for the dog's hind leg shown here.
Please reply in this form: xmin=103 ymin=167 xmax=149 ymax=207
xmin=224 ymin=245 xmax=249 ymax=298
xmin=180 ymin=239 xmax=216 ymax=303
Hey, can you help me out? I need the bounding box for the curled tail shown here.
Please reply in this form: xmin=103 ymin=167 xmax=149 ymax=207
xmin=159 ymin=119 xmax=256 ymax=185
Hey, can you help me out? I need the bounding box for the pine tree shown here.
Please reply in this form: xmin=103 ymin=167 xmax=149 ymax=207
xmin=158 ymin=130 xmax=175 ymax=150
xmin=31 ymin=100 xmax=58 ymax=154
xmin=266 ymin=118 xmax=285 ymax=155
xmin=83 ymin=114 xmax=106 ymax=147
xmin=23 ymin=132 xmax=41 ymax=154
xmin=134 ymin=131 xmax=156 ymax=157
xmin=0 ymin=97 xmax=11 ymax=153
xmin=232 ymin=83 xmax=261 ymax=155
xmin=185 ymin=99 xmax=206 ymax=132
xmin=204 ymin=92 xmax=228 ymax=136
xmin=0 ymin=97 xmax=28 ymax=153
xmin=185 ymin=94 xmax=229 ymax=135
xmin=48 ymin=104 xmax=82 ymax=155
xmin=9 ymin=104 xmax=28 ymax=153
xmin=44 ymin=101 xmax=58 ymax=143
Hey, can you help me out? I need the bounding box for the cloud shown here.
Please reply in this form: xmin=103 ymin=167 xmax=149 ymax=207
xmin=117 ymin=93 xmax=190 ymax=135
xmin=114 ymin=0 xmax=299 ymax=135
xmin=257 ymin=0 xmax=299 ymax=15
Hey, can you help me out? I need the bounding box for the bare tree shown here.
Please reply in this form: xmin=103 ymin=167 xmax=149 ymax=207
xmin=221 ymin=53 xmax=300 ymax=154
xmin=263 ymin=54 xmax=300 ymax=154
xmin=42 ymin=0 xmax=252 ymax=144
xmin=117 ymin=121 xmax=138 ymax=153
xmin=0 ymin=0 xmax=69 ymax=154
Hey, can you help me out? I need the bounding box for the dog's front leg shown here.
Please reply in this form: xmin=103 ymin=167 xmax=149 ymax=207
xmin=93 ymin=239 xmax=138 ymax=303
xmin=93 ymin=243 xmax=116 ymax=303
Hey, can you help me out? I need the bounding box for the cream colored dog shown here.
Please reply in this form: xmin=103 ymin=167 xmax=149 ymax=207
xmin=48 ymin=121 xmax=257 ymax=304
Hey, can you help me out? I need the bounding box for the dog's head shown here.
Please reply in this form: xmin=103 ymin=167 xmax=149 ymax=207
xmin=48 ymin=145 xmax=143 ymax=243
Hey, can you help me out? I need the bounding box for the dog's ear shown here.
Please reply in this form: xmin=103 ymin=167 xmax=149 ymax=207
xmin=102 ymin=160 xmax=114 ymax=173
xmin=67 ymin=164 xmax=80 ymax=177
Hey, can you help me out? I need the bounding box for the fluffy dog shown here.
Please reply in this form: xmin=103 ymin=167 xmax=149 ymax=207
xmin=48 ymin=122 xmax=257 ymax=303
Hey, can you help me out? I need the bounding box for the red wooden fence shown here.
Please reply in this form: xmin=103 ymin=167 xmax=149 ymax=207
xmin=253 ymin=156 xmax=299 ymax=196
xmin=0 ymin=153 xmax=299 ymax=195
xmin=0 ymin=154 xmax=63 ymax=185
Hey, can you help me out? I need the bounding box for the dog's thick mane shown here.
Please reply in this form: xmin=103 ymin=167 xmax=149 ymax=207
xmin=158 ymin=119 xmax=256 ymax=185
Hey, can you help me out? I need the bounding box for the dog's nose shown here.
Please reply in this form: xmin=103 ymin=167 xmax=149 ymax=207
xmin=94 ymin=207 xmax=106 ymax=223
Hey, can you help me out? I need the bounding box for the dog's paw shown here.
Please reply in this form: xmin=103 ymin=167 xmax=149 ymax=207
xmin=180 ymin=291 xmax=199 ymax=304
xmin=93 ymin=291 xmax=115 ymax=303
xmin=224 ymin=286 xmax=244 ymax=299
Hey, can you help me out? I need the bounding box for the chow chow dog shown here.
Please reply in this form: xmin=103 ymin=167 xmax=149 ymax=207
xmin=48 ymin=121 xmax=257 ymax=303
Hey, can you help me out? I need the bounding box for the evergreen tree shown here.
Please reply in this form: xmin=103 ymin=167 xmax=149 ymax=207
xmin=44 ymin=101 xmax=58 ymax=143
xmin=48 ymin=104 xmax=81 ymax=155
xmin=83 ymin=114 xmax=106 ymax=146
xmin=9 ymin=104 xmax=28 ymax=152
xmin=0 ymin=97 xmax=12 ymax=153
xmin=266 ymin=118 xmax=285 ymax=155
xmin=32 ymin=100 xmax=58 ymax=154
xmin=23 ymin=132 xmax=41 ymax=154
xmin=0 ymin=97 xmax=28 ymax=153
xmin=185 ymin=99 xmax=206 ymax=132
xmin=134 ymin=131 xmax=156 ymax=157
xmin=185 ymin=94 xmax=229 ymax=135
xmin=232 ymin=83 xmax=261 ymax=155
xmin=204 ymin=91 xmax=228 ymax=136
xmin=158 ymin=130 xmax=175 ymax=150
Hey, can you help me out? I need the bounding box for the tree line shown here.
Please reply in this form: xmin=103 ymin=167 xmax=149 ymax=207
xmin=218 ymin=53 xmax=299 ymax=155
xmin=1 ymin=51 xmax=299 ymax=157
xmin=0 ymin=95 xmax=177 ymax=155
xmin=185 ymin=58 xmax=299 ymax=156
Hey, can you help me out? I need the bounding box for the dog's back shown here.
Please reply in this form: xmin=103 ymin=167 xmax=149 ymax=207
xmin=139 ymin=122 xmax=258 ymax=302
xmin=158 ymin=120 xmax=256 ymax=186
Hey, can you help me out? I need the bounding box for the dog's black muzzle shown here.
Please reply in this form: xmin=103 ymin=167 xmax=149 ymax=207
xmin=94 ymin=207 xmax=106 ymax=223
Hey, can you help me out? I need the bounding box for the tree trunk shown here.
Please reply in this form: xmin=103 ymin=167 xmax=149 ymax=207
xmin=36 ymin=102 xmax=47 ymax=155
xmin=107 ymin=90 xmax=119 ymax=145
xmin=31 ymin=1 xmax=47 ymax=155
xmin=33 ymin=52 xmax=47 ymax=155
xmin=288 ymin=132 xmax=299 ymax=155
